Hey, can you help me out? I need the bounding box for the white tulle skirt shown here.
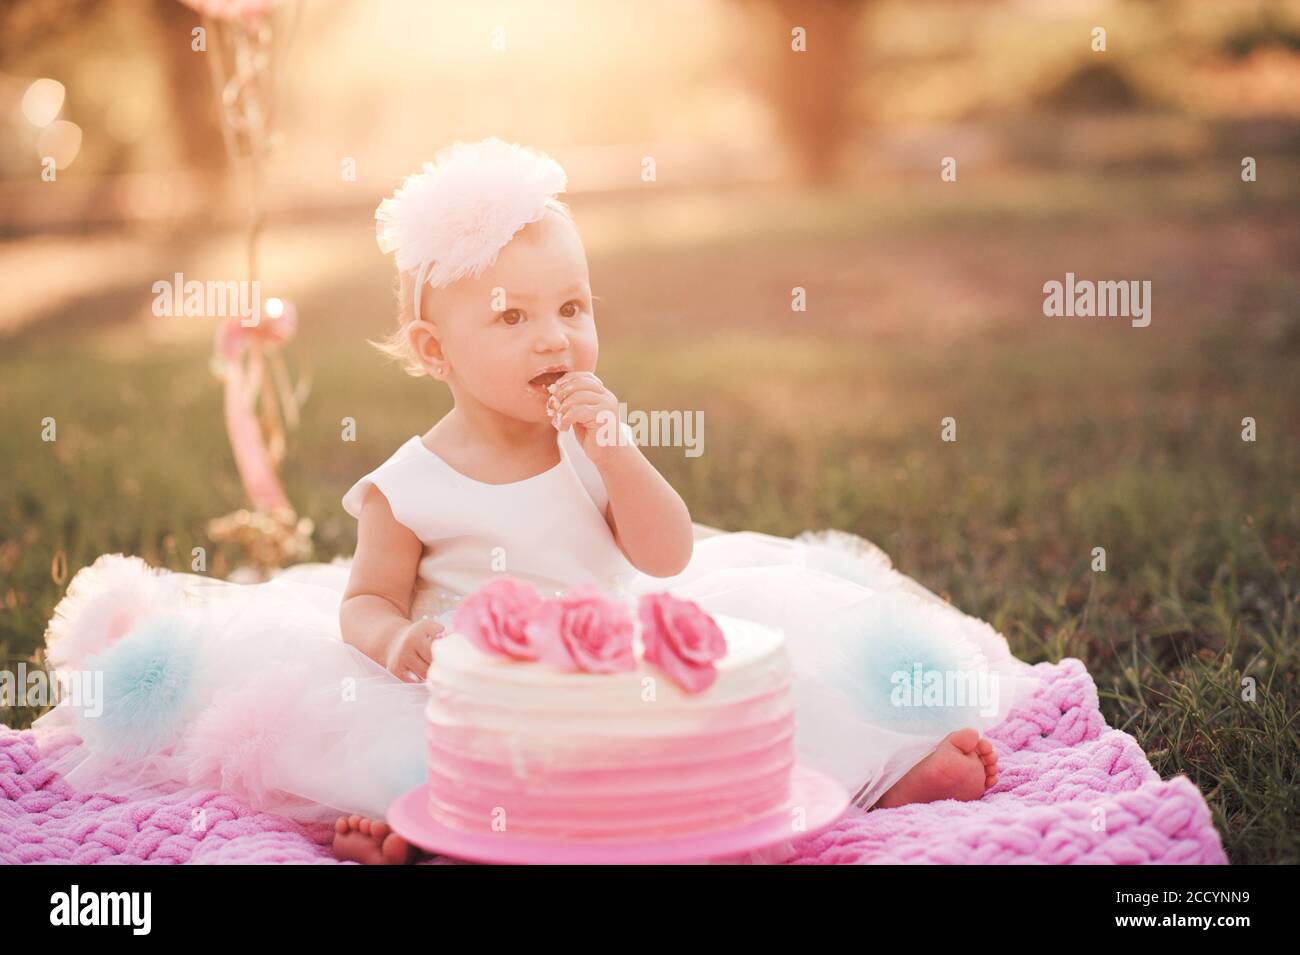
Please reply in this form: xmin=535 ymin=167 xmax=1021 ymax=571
xmin=30 ymin=529 xmax=1036 ymax=827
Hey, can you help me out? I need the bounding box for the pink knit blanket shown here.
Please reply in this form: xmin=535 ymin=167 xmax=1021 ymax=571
xmin=0 ymin=657 xmax=1226 ymax=864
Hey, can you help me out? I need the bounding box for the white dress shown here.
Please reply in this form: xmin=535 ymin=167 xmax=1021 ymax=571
xmin=32 ymin=425 xmax=1035 ymax=827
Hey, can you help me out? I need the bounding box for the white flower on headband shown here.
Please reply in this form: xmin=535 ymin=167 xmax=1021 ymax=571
xmin=375 ymin=137 xmax=568 ymax=318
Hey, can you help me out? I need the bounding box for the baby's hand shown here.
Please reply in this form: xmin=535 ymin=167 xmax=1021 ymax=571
xmin=548 ymin=371 xmax=625 ymax=462
xmin=386 ymin=617 xmax=444 ymax=683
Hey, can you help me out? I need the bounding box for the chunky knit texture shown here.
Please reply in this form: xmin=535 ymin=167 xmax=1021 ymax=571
xmin=0 ymin=657 xmax=1225 ymax=864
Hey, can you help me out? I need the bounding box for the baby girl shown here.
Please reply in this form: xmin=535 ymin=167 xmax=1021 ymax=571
xmin=330 ymin=139 xmax=999 ymax=864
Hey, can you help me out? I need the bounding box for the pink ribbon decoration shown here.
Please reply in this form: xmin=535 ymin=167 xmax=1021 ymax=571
xmin=211 ymin=303 xmax=298 ymax=513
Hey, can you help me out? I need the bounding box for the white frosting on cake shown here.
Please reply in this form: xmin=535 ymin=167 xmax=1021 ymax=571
xmin=427 ymin=612 xmax=788 ymax=729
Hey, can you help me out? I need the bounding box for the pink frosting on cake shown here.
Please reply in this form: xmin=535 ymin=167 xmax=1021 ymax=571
xmin=423 ymin=612 xmax=795 ymax=841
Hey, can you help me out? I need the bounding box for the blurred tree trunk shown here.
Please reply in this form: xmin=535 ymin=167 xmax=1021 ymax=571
xmin=732 ymin=0 xmax=870 ymax=184
xmin=151 ymin=0 xmax=229 ymax=180
xmin=0 ymin=0 xmax=228 ymax=179
xmin=0 ymin=0 xmax=98 ymax=57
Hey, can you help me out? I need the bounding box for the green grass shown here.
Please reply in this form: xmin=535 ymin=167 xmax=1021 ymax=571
xmin=2 ymin=161 xmax=1298 ymax=862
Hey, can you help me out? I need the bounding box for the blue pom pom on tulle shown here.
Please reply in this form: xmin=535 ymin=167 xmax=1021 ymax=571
xmin=78 ymin=613 xmax=200 ymax=762
xmin=826 ymin=596 xmax=989 ymax=736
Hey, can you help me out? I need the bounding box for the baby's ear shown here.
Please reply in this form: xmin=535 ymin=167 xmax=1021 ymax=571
xmin=406 ymin=320 xmax=445 ymax=370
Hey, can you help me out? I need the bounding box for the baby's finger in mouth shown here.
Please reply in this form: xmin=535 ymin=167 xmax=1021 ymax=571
xmin=554 ymin=372 xmax=601 ymax=394
xmin=554 ymin=383 xmax=609 ymax=406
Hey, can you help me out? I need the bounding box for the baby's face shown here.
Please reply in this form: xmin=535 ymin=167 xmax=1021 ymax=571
xmin=421 ymin=207 xmax=597 ymax=424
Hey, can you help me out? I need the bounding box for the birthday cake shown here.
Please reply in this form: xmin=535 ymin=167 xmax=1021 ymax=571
xmin=423 ymin=578 xmax=795 ymax=842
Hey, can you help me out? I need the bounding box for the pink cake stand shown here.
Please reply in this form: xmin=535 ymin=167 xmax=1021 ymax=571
xmin=387 ymin=763 xmax=850 ymax=865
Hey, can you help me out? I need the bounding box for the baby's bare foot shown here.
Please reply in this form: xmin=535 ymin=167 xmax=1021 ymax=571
xmin=873 ymin=727 xmax=999 ymax=810
xmin=332 ymin=814 xmax=419 ymax=865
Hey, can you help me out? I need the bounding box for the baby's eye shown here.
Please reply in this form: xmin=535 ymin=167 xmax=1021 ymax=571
xmin=500 ymin=308 xmax=525 ymax=326
xmin=560 ymin=299 xmax=585 ymax=318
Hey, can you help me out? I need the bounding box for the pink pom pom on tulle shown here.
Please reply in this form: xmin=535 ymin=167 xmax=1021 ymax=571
xmin=43 ymin=554 xmax=185 ymax=671
xmin=181 ymin=666 xmax=314 ymax=811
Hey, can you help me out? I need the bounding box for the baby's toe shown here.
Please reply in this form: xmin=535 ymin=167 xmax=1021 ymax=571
xmin=334 ymin=816 xmax=350 ymax=835
xmin=975 ymin=738 xmax=993 ymax=756
xmin=946 ymin=727 xmax=980 ymax=754
xmin=347 ymin=813 xmax=362 ymax=831
xmin=371 ymin=821 xmax=391 ymax=840
xmin=978 ymin=744 xmax=998 ymax=788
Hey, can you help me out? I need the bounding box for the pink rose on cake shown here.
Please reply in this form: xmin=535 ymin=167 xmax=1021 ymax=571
xmin=452 ymin=576 xmax=545 ymax=660
xmin=638 ymin=593 xmax=727 ymax=692
xmin=525 ymin=583 xmax=636 ymax=674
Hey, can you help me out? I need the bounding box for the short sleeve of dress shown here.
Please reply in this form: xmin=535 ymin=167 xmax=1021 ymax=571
xmin=341 ymin=439 xmax=423 ymax=536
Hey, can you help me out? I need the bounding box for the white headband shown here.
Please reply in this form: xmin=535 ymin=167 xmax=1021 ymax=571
xmin=375 ymin=137 xmax=568 ymax=321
